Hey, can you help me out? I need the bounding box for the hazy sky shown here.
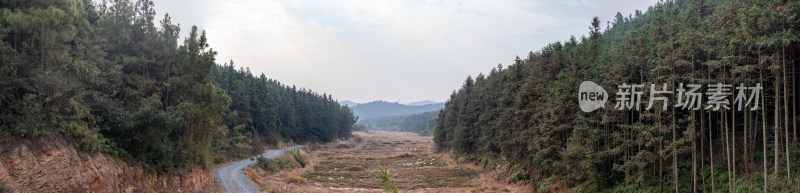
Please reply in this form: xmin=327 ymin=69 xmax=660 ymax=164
xmin=148 ymin=0 xmax=659 ymax=104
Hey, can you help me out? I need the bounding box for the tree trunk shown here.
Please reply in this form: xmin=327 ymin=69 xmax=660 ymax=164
xmin=751 ymin=109 xmax=756 ymax=165
xmin=744 ymin=102 xmax=749 ymax=173
xmin=782 ymin=45 xmax=791 ymax=182
xmin=625 ymin=112 xmax=630 ymax=180
xmin=660 ymin=139 xmax=664 ymax=193
xmin=731 ymin=102 xmax=737 ymax=193
xmin=761 ymin=66 xmax=768 ymax=192
xmin=724 ymin=110 xmax=732 ymax=192
xmin=709 ymin=110 xmax=716 ymax=193
xmin=701 ymin=109 xmax=707 ymax=192
xmin=692 ymin=110 xmax=697 ymax=193
xmin=774 ymin=76 xmax=779 ymax=176
xmin=674 ymin=98 xmax=678 ymax=193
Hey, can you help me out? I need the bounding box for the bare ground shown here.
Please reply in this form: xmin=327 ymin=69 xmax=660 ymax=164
xmin=244 ymin=131 xmax=533 ymax=193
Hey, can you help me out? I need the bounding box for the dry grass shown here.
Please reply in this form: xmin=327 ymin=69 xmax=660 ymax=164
xmin=335 ymin=143 xmax=354 ymax=149
xmin=245 ymin=130 xmax=533 ymax=193
xmin=342 ymin=165 xmax=365 ymax=171
xmin=287 ymin=176 xmax=307 ymax=184
xmin=383 ymin=152 xmax=416 ymax=159
xmin=327 ymin=154 xmax=358 ymax=160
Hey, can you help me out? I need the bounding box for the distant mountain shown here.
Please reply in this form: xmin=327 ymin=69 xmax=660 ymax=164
xmin=339 ymin=100 xmax=360 ymax=107
xmin=360 ymin=111 xmax=438 ymax=136
xmin=351 ymin=101 xmax=444 ymax=121
xmin=405 ymin=100 xmax=438 ymax=106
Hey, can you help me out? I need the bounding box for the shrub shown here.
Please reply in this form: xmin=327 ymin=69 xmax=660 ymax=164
xmin=291 ymin=150 xmax=306 ymax=168
xmin=376 ymin=164 xmax=398 ymax=193
xmin=480 ymin=156 xmax=493 ymax=169
xmin=255 ymin=150 xmax=306 ymax=173
xmin=62 ymin=121 xmax=127 ymax=156
xmin=0 ymin=128 xmax=9 ymax=142
xmin=255 ymin=156 xmax=295 ymax=173
xmin=509 ymin=165 xmax=527 ymax=183
xmin=288 ymin=176 xmax=307 ymax=184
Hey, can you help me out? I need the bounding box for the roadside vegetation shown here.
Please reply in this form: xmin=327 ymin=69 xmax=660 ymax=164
xmin=255 ymin=149 xmax=309 ymax=173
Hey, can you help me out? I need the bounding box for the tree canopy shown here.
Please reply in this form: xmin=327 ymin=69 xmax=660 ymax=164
xmin=360 ymin=111 xmax=438 ymax=136
xmin=0 ymin=0 xmax=354 ymax=173
xmin=435 ymin=0 xmax=800 ymax=192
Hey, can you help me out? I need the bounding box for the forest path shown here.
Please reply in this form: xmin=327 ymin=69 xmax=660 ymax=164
xmin=213 ymin=145 xmax=305 ymax=193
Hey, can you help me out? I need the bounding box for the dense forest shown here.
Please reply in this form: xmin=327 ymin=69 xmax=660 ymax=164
xmin=0 ymin=0 xmax=354 ymax=173
xmin=360 ymin=111 xmax=437 ymax=136
xmin=435 ymin=0 xmax=800 ymax=192
xmin=211 ymin=64 xmax=355 ymax=158
xmin=350 ymin=100 xmax=443 ymax=120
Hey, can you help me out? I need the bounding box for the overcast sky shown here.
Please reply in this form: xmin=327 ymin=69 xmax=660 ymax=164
xmin=148 ymin=0 xmax=660 ymax=104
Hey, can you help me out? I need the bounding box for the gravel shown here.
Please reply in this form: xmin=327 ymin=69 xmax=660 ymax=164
xmin=212 ymin=145 xmax=303 ymax=193
xmin=212 ymin=140 xmax=349 ymax=193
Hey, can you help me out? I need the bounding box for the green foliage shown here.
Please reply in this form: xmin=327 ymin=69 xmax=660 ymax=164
xmin=480 ymin=156 xmax=493 ymax=169
xmin=211 ymin=64 xmax=356 ymax=146
xmin=509 ymin=165 xmax=527 ymax=183
xmin=288 ymin=176 xmax=307 ymax=184
xmin=0 ymin=0 xmax=354 ymax=173
xmin=360 ymin=111 xmax=438 ymax=136
xmin=376 ymin=164 xmax=398 ymax=193
xmin=0 ymin=128 xmax=8 ymax=141
xmin=291 ymin=150 xmax=306 ymax=168
xmin=255 ymin=156 xmax=295 ymax=173
xmin=434 ymin=0 xmax=800 ymax=191
xmin=64 ymin=120 xmax=103 ymax=153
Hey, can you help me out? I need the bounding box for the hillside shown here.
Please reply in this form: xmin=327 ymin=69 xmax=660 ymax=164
xmin=350 ymin=101 xmax=444 ymax=120
xmin=434 ymin=0 xmax=800 ymax=192
xmin=0 ymin=134 xmax=217 ymax=192
xmin=0 ymin=0 xmax=354 ymax=178
xmin=360 ymin=111 xmax=438 ymax=136
xmin=339 ymin=100 xmax=361 ymax=107
xmin=405 ymin=100 xmax=439 ymax=106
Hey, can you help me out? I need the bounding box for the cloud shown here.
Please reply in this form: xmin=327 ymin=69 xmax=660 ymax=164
xmin=150 ymin=0 xmax=657 ymax=103
xmin=560 ymin=0 xmax=599 ymax=8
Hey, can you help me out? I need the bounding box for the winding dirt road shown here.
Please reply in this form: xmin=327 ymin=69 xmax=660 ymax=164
xmin=212 ymin=145 xmax=305 ymax=193
xmin=213 ymin=139 xmax=349 ymax=193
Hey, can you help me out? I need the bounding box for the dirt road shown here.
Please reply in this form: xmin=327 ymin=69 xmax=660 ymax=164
xmin=212 ymin=145 xmax=305 ymax=193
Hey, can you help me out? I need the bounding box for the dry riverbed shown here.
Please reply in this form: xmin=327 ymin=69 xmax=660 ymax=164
xmin=244 ymin=131 xmax=532 ymax=193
